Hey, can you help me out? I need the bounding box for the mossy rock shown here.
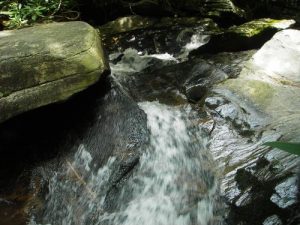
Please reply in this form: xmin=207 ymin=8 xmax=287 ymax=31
xmin=220 ymin=79 xmax=275 ymax=109
xmin=0 ymin=21 xmax=109 ymax=123
xmin=190 ymin=18 xmax=295 ymax=55
xmin=216 ymin=29 xmax=300 ymax=141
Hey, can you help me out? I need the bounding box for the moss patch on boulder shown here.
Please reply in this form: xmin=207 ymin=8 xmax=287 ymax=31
xmin=0 ymin=21 xmax=109 ymax=123
xmin=190 ymin=18 xmax=295 ymax=54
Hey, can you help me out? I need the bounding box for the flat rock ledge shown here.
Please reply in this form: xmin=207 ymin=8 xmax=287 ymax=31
xmin=0 ymin=21 xmax=109 ymax=123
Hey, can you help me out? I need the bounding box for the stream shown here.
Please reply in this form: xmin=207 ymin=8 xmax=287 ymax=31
xmin=0 ymin=20 xmax=299 ymax=225
xmin=28 ymin=32 xmax=224 ymax=225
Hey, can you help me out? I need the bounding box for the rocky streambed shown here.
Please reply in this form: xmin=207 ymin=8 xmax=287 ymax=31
xmin=0 ymin=14 xmax=299 ymax=225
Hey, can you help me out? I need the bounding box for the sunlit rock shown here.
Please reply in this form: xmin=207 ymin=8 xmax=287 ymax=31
xmin=191 ymin=18 xmax=295 ymax=54
xmin=206 ymin=28 xmax=300 ymax=223
xmin=0 ymin=21 xmax=109 ymax=123
xmin=263 ymin=215 xmax=283 ymax=225
xmin=218 ymin=29 xmax=300 ymax=141
xmin=253 ymin=29 xmax=300 ymax=82
xmin=270 ymin=176 xmax=298 ymax=208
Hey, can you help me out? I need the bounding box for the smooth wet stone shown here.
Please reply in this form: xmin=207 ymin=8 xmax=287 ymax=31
xmin=205 ymin=97 xmax=227 ymax=109
xmin=183 ymin=61 xmax=228 ymax=102
xmin=194 ymin=50 xmax=256 ymax=78
xmin=253 ymin=29 xmax=300 ymax=83
xmin=218 ymin=29 xmax=300 ymax=141
xmin=270 ymin=176 xmax=298 ymax=208
xmin=205 ymin=29 xmax=300 ymax=224
xmin=235 ymin=190 xmax=252 ymax=207
xmin=0 ymin=21 xmax=109 ymax=123
xmin=263 ymin=215 xmax=283 ymax=225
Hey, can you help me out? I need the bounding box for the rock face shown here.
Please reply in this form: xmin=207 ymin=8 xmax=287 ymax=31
xmin=220 ymin=29 xmax=300 ymax=141
xmin=206 ymin=29 xmax=300 ymax=224
xmin=0 ymin=21 xmax=109 ymax=123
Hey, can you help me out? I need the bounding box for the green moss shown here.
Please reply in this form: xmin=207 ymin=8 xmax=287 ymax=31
xmin=223 ymin=79 xmax=275 ymax=107
xmin=229 ymin=18 xmax=294 ymax=37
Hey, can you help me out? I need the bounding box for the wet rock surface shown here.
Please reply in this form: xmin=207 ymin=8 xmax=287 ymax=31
xmin=0 ymin=13 xmax=300 ymax=225
xmin=107 ymin=23 xmax=299 ymax=225
xmin=206 ymin=29 xmax=300 ymax=224
xmin=100 ymin=17 xmax=218 ymax=56
xmin=0 ymin=77 xmax=150 ymax=225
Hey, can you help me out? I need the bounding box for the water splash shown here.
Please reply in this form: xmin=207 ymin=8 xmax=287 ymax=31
xmin=29 ymin=102 xmax=222 ymax=225
xmin=29 ymin=145 xmax=116 ymax=225
xmin=110 ymin=48 xmax=178 ymax=75
xmin=100 ymin=102 xmax=222 ymax=225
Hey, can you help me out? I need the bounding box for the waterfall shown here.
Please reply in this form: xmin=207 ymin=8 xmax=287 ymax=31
xmin=28 ymin=32 xmax=222 ymax=225
xmin=101 ymin=102 xmax=220 ymax=225
xmin=29 ymin=102 xmax=222 ymax=225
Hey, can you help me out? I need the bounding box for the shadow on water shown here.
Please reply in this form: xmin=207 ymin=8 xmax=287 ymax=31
xmin=0 ymin=74 xmax=110 ymax=225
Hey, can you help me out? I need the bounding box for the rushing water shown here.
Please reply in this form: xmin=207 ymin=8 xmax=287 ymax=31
xmin=30 ymin=101 xmax=221 ymax=225
xmin=25 ymin=31 xmax=223 ymax=225
xmin=100 ymin=102 xmax=221 ymax=225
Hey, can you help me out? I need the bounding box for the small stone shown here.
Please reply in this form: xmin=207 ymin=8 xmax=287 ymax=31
xmin=270 ymin=176 xmax=298 ymax=208
xmin=205 ymin=97 xmax=226 ymax=109
xmin=263 ymin=215 xmax=282 ymax=225
xmin=235 ymin=190 xmax=251 ymax=207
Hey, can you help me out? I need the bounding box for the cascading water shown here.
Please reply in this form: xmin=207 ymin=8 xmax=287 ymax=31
xmin=29 ymin=102 xmax=222 ymax=225
xmin=100 ymin=102 xmax=221 ymax=225
xmin=28 ymin=31 xmax=223 ymax=225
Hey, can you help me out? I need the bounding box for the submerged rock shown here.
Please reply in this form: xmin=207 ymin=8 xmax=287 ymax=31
xmin=191 ymin=18 xmax=295 ymax=54
xmin=0 ymin=21 xmax=109 ymax=123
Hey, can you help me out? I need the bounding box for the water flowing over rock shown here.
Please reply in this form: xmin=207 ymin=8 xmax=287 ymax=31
xmin=99 ymin=16 xmax=218 ymax=56
xmin=0 ymin=21 xmax=109 ymax=123
xmin=0 ymin=11 xmax=299 ymax=225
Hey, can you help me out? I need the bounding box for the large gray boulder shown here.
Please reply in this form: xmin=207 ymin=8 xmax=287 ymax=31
xmin=0 ymin=21 xmax=109 ymax=123
xmin=205 ymin=29 xmax=300 ymax=224
xmin=218 ymin=29 xmax=300 ymax=141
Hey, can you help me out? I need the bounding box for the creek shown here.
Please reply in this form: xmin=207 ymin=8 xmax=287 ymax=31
xmin=0 ymin=21 xmax=299 ymax=225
